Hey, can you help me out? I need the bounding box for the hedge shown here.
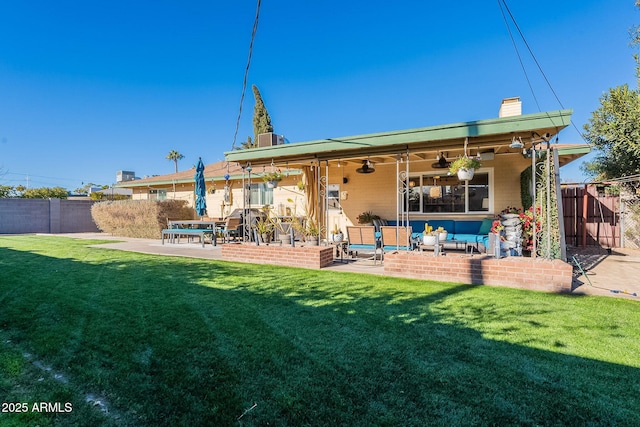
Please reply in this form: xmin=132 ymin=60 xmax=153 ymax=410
xmin=91 ymin=199 xmax=193 ymax=238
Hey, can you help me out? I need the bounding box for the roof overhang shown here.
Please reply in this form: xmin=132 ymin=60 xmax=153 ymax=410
xmin=224 ymin=109 xmax=574 ymax=167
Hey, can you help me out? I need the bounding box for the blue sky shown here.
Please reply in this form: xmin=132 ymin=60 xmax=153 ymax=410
xmin=0 ymin=1 xmax=638 ymax=190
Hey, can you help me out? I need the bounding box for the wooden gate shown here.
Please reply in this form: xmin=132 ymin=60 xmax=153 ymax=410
xmin=561 ymin=185 xmax=619 ymax=248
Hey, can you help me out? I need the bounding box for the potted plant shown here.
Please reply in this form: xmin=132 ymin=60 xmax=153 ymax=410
xmin=422 ymin=224 xmax=438 ymax=246
xmin=435 ymin=226 xmax=447 ymax=242
xmin=262 ymin=170 xmax=284 ymax=188
xmin=273 ymin=216 xmax=293 ymax=245
xmin=253 ymin=217 xmax=274 ymax=244
xmin=449 ymin=156 xmax=482 ymax=181
xmin=357 ymin=211 xmax=380 ymax=225
xmin=303 ymin=218 xmax=321 ymax=246
xmin=329 ymin=223 xmax=344 ymax=243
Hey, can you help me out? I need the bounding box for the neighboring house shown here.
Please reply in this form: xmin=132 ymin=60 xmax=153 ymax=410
xmin=115 ymin=160 xmax=305 ymax=220
xmin=223 ymin=98 xmax=590 ymax=239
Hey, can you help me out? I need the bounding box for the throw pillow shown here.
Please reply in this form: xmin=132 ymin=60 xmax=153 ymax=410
xmin=478 ymin=218 xmax=494 ymax=235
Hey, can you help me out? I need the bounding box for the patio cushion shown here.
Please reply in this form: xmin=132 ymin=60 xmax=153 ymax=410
xmin=451 ymin=233 xmax=485 ymax=243
xmin=454 ymin=221 xmax=483 ymax=234
xmin=477 ymin=218 xmax=494 ymax=235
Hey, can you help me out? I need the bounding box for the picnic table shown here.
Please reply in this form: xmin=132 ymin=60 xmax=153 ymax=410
xmin=162 ymin=220 xmax=225 ymax=247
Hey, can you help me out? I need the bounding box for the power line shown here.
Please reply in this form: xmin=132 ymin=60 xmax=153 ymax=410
xmin=231 ymin=0 xmax=262 ymax=151
xmin=499 ymin=0 xmax=588 ymax=142
xmin=497 ymin=0 xmax=541 ymax=112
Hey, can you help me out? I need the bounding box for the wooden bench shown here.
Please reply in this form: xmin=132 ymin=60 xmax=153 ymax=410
xmin=162 ymin=228 xmax=213 ymax=248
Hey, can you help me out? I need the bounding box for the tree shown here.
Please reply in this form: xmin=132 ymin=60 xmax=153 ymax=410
xmin=582 ymin=4 xmax=640 ymax=180
xmin=21 ymin=187 xmax=69 ymax=199
xmin=582 ymin=85 xmax=640 ymax=180
xmin=73 ymin=182 xmax=101 ymax=195
xmin=252 ymin=84 xmax=273 ymax=143
xmin=240 ymin=136 xmax=257 ymax=150
xmin=166 ymin=150 xmax=185 ymax=173
xmin=0 ymin=185 xmax=14 ymax=198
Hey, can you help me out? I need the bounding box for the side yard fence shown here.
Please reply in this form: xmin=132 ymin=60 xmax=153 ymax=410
xmin=562 ymin=185 xmax=640 ymax=249
xmin=0 ymin=199 xmax=99 ymax=234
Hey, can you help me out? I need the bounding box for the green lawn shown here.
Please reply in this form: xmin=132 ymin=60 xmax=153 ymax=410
xmin=0 ymin=235 xmax=639 ymax=426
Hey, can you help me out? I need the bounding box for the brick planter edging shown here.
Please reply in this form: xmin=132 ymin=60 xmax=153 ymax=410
xmin=383 ymin=251 xmax=573 ymax=293
xmin=221 ymin=243 xmax=335 ymax=269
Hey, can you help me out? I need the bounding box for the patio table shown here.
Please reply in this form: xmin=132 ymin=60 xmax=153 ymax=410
xmin=166 ymin=220 xmax=223 ymax=245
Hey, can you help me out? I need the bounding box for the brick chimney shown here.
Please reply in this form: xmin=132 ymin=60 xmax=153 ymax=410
xmin=499 ymin=97 xmax=522 ymax=117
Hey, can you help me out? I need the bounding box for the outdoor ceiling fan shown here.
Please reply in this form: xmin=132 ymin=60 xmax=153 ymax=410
xmin=431 ymin=153 xmax=450 ymax=169
xmin=356 ymin=159 xmax=375 ymax=174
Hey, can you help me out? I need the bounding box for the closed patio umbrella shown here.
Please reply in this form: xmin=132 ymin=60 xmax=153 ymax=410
xmin=195 ymin=157 xmax=207 ymax=218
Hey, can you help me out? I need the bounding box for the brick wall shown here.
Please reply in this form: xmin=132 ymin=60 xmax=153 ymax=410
xmin=383 ymin=251 xmax=573 ymax=293
xmin=221 ymin=243 xmax=335 ymax=269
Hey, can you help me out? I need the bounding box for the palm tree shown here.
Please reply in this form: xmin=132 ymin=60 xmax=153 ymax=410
xmin=166 ymin=150 xmax=184 ymax=173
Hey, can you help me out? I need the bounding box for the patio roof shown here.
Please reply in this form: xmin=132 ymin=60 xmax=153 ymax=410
xmin=224 ymin=109 xmax=586 ymax=167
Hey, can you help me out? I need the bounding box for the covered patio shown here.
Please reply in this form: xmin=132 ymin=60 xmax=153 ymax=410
xmin=224 ymin=106 xmax=586 ymax=251
xmin=219 ymin=104 xmax=593 ymax=292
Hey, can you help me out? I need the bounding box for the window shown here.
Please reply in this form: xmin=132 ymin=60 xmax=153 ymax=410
xmin=248 ymin=183 xmax=273 ymax=206
xmin=406 ymin=171 xmax=490 ymax=214
xmin=149 ymin=189 xmax=167 ymax=201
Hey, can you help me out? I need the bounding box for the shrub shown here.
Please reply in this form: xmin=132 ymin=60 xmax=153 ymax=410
xmin=91 ymin=200 xmax=192 ymax=238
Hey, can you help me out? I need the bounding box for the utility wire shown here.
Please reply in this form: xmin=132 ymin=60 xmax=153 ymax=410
xmin=498 ymin=0 xmax=541 ymax=112
xmin=231 ymin=0 xmax=262 ymax=150
xmin=499 ymin=0 xmax=565 ymax=110
xmin=499 ymin=0 xmax=587 ymax=142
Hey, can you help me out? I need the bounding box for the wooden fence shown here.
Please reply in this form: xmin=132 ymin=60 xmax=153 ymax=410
xmin=561 ymin=186 xmax=618 ymax=248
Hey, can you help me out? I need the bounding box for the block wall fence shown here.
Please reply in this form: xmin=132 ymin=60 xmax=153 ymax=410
xmin=0 ymin=199 xmax=99 ymax=234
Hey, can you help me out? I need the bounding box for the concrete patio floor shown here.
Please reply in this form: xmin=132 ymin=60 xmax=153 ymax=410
xmin=44 ymin=232 xmax=640 ymax=300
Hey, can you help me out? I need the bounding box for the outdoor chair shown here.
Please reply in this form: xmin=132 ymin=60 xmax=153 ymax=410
xmin=381 ymin=226 xmax=414 ymax=261
xmin=346 ymin=226 xmax=381 ymax=264
xmin=219 ymin=217 xmax=242 ymax=243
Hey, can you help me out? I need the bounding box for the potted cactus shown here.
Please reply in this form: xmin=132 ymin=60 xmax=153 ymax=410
xmin=329 ymin=223 xmax=344 ymax=243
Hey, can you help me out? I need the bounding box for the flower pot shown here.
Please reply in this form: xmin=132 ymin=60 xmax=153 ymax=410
xmin=423 ymin=235 xmax=438 ymax=246
xmin=438 ymin=232 xmax=448 ymax=242
xmin=457 ymin=168 xmax=475 ymax=181
xmin=279 ymin=234 xmax=292 ymax=245
xmin=266 ymin=180 xmax=278 ymax=189
xmin=305 ymin=239 xmax=318 ymax=246
xmin=330 ymin=232 xmax=344 ymax=243
xmin=260 ymin=233 xmax=271 ymax=244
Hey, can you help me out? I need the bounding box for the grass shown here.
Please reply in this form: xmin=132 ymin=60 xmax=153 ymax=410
xmin=0 ymin=235 xmax=639 ymax=426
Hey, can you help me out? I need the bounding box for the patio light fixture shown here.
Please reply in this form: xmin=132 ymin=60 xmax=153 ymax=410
xmin=432 ymin=152 xmax=450 ymax=169
xmin=356 ymin=159 xmax=375 ymax=174
xmin=509 ymin=136 xmax=524 ymax=149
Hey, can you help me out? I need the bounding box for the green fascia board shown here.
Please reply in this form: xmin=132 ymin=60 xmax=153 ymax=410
xmin=224 ymin=109 xmax=572 ymax=163
xmin=556 ymin=145 xmax=591 ymax=156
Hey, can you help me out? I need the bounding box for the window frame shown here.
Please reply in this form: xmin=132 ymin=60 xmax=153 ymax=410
xmin=406 ymin=168 xmax=493 ymax=215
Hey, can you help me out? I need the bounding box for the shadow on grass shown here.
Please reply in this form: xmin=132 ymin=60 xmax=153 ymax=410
xmin=0 ymin=237 xmax=639 ymax=426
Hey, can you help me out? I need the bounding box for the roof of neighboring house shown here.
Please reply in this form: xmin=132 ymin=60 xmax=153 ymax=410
xmin=223 ymin=109 xmax=584 ymax=166
xmin=115 ymin=160 xmax=301 ymax=188
xmin=115 ymin=161 xmax=244 ymax=188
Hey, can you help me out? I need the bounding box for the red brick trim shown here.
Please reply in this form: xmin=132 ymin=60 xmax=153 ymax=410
xmin=383 ymin=251 xmax=573 ymax=293
xmin=221 ymin=243 xmax=335 ymax=269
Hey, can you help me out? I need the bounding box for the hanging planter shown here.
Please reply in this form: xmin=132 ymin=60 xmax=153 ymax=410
xmin=262 ymin=170 xmax=283 ymax=189
xmin=457 ymin=168 xmax=475 ymax=181
xmin=449 ymin=157 xmax=481 ymax=181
